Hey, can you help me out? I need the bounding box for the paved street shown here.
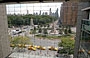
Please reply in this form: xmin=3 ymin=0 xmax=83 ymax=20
xmin=21 ymin=26 xmax=61 ymax=47
xmin=9 ymin=26 xmax=61 ymax=58
xmin=27 ymin=34 xmax=60 ymax=47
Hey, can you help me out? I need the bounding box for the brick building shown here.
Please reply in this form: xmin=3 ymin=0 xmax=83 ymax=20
xmin=60 ymin=2 xmax=78 ymax=26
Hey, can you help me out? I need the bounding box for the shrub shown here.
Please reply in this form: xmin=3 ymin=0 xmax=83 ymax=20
xmin=64 ymin=28 xmax=68 ymax=34
xmin=68 ymin=27 xmax=72 ymax=33
xmin=58 ymin=37 xmax=75 ymax=54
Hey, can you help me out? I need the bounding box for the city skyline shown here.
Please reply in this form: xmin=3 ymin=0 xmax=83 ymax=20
xmin=33 ymin=8 xmax=59 ymax=18
xmin=6 ymin=3 xmax=62 ymax=17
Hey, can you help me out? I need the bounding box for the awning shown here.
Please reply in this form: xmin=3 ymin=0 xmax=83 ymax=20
xmin=82 ymin=7 xmax=90 ymax=11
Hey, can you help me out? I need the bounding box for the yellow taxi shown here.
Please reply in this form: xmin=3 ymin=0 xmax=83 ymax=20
xmin=28 ymin=46 xmax=36 ymax=51
xmin=10 ymin=44 xmax=15 ymax=47
xmin=37 ymin=46 xmax=46 ymax=50
xmin=18 ymin=44 xmax=22 ymax=47
xmin=48 ymin=46 xmax=58 ymax=51
xmin=33 ymin=45 xmax=38 ymax=48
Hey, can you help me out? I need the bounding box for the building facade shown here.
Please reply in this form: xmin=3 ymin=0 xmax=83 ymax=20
xmin=60 ymin=1 xmax=78 ymax=26
xmin=74 ymin=2 xmax=90 ymax=58
xmin=0 ymin=4 xmax=10 ymax=58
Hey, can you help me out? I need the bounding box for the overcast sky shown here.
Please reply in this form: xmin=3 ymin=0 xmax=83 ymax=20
xmin=6 ymin=2 xmax=62 ymax=16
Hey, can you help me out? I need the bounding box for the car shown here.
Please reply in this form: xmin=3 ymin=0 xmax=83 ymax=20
xmin=22 ymin=44 xmax=26 ymax=48
xmin=33 ymin=45 xmax=38 ymax=48
xmin=18 ymin=44 xmax=23 ymax=47
xmin=37 ymin=46 xmax=40 ymax=49
xmin=29 ymin=45 xmax=33 ymax=47
xmin=32 ymin=47 xmax=37 ymax=51
xmin=10 ymin=44 xmax=15 ymax=47
xmin=39 ymin=46 xmax=46 ymax=50
xmin=37 ymin=46 xmax=46 ymax=50
xmin=28 ymin=46 xmax=36 ymax=51
xmin=48 ymin=46 xmax=58 ymax=51
xmin=54 ymin=48 xmax=58 ymax=51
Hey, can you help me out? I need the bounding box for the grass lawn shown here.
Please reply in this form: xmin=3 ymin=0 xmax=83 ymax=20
xmin=35 ymin=34 xmax=75 ymax=40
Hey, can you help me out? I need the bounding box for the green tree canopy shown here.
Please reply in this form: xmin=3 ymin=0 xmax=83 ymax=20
xmin=43 ymin=28 xmax=48 ymax=34
xmin=38 ymin=28 xmax=42 ymax=33
xmin=7 ymin=14 xmax=57 ymax=27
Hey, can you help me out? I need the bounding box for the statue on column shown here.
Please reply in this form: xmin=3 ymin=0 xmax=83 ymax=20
xmin=30 ymin=18 xmax=34 ymax=29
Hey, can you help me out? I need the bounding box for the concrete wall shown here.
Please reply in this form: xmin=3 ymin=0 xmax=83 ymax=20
xmin=89 ymin=11 xmax=90 ymax=19
xmin=74 ymin=2 xmax=90 ymax=58
xmin=0 ymin=4 xmax=10 ymax=58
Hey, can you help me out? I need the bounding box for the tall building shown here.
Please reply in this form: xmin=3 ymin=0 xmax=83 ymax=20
xmin=49 ymin=8 xmax=52 ymax=16
xmin=55 ymin=8 xmax=59 ymax=18
xmin=0 ymin=4 xmax=10 ymax=58
xmin=36 ymin=12 xmax=38 ymax=15
xmin=39 ymin=10 xmax=41 ymax=15
xmin=42 ymin=12 xmax=45 ymax=15
xmin=27 ymin=10 xmax=29 ymax=14
xmin=74 ymin=2 xmax=90 ymax=58
xmin=45 ymin=12 xmax=48 ymax=15
xmin=60 ymin=1 xmax=78 ymax=26
xmin=49 ymin=8 xmax=59 ymax=18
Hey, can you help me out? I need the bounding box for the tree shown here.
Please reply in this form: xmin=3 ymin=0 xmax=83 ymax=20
xmin=59 ymin=24 xmax=62 ymax=28
xmin=38 ymin=28 xmax=42 ymax=33
xmin=44 ymin=24 xmax=46 ymax=27
xmin=47 ymin=24 xmax=50 ymax=28
xmin=59 ymin=29 xmax=63 ymax=34
xmin=37 ymin=25 xmax=40 ymax=29
xmin=31 ymin=27 xmax=37 ymax=34
xmin=68 ymin=26 xmax=72 ymax=33
xmin=43 ymin=28 xmax=48 ymax=34
xmin=7 ymin=14 xmax=57 ymax=27
xmin=64 ymin=28 xmax=68 ymax=34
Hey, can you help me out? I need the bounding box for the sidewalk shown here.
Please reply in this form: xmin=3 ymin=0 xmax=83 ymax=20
xmin=9 ymin=52 xmax=59 ymax=58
